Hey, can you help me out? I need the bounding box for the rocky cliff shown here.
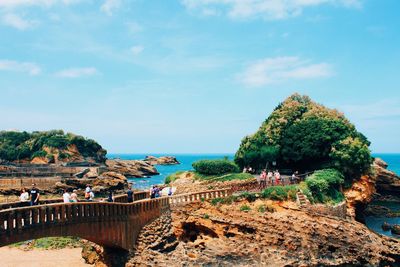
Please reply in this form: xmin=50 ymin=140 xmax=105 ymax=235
xmin=125 ymin=199 xmax=400 ymax=266
xmin=345 ymin=158 xmax=400 ymax=219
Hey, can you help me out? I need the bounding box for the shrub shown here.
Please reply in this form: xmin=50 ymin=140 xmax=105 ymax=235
xmin=240 ymin=205 xmax=251 ymax=212
xmin=261 ymin=185 xmax=298 ymax=201
xmin=305 ymin=169 xmax=345 ymax=204
xmin=240 ymin=192 xmax=257 ymax=202
xmin=31 ymin=150 xmax=47 ymax=159
xmin=192 ymin=159 xmax=240 ymax=175
xmin=165 ymin=171 xmax=184 ymax=184
xmin=203 ymin=214 xmax=210 ymax=219
xmin=211 ymin=198 xmax=223 ymax=206
xmin=257 ymin=205 xmax=266 ymax=213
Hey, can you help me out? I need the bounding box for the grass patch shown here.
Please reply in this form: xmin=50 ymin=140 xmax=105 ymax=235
xmin=210 ymin=195 xmax=239 ymax=206
xmin=261 ymin=185 xmax=298 ymax=201
xmin=257 ymin=204 xmax=276 ymax=213
xmin=239 ymin=192 xmax=257 ymax=202
xmin=10 ymin=237 xmax=82 ymax=250
xmin=240 ymin=205 xmax=251 ymax=212
xmin=165 ymin=171 xmax=185 ymax=184
xmin=194 ymin=172 xmax=253 ymax=182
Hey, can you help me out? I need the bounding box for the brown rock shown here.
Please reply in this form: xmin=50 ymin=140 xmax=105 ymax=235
xmin=144 ymin=156 xmax=180 ymax=165
xmin=106 ymin=159 xmax=159 ymax=177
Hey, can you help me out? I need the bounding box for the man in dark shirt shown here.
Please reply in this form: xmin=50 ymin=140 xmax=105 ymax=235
xmin=30 ymin=183 xmax=40 ymax=206
xmin=127 ymin=186 xmax=134 ymax=203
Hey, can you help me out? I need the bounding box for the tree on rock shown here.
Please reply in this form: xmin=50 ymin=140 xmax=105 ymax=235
xmin=234 ymin=93 xmax=372 ymax=182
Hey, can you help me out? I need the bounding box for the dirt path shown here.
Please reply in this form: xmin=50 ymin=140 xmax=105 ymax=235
xmin=0 ymin=247 xmax=90 ymax=267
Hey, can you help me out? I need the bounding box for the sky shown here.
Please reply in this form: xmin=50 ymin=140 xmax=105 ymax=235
xmin=0 ymin=0 xmax=399 ymax=154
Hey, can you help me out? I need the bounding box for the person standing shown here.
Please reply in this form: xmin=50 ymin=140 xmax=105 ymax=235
xmin=267 ymin=171 xmax=273 ymax=186
xmin=107 ymin=190 xmax=114 ymax=202
xmin=127 ymin=187 xmax=134 ymax=203
xmin=275 ymin=170 xmax=281 ymax=185
xmin=62 ymin=189 xmax=71 ymax=203
xmin=260 ymin=170 xmax=267 ymax=189
xmin=19 ymin=188 xmax=29 ymax=202
xmin=30 ymin=184 xmax=40 ymax=206
xmin=70 ymin=190 xmax=78 ymax=202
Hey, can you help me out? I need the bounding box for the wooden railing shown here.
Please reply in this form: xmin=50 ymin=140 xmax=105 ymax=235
xmin=0 ymin=188 xmax=230 ymax=250
xmin=0 ymin=198 xmax=168 ymax=230
xmin=0 ymin=191 xmax=150 ymax=211
xmin=169 ymin=189 xmax=230 ymax=205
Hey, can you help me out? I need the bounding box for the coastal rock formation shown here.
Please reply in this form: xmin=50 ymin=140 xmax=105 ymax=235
xmin=105 ymin=159 xmax=159 ymax=178
xmin=374 ymin=158 xmax=400 ymax=195
xmin=126 ymin=200 xmax=400 ymax=266
xmin=345 ymin=158 xmax=400 ymax=219
xmin=92 ymin=171 xmax=127 ymax=191
xmin=143 ymin=156 xmax=180 ymax=165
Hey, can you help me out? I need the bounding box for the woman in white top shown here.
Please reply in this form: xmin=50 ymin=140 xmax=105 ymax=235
xmin=19 ymin=188 xmax=29 ymax=202
xmin=62 ymin=189 xmax=71 ymax=203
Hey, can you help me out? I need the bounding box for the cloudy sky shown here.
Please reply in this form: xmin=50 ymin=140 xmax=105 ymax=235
xmin=0 ymin=0 xmax=399 ymax=153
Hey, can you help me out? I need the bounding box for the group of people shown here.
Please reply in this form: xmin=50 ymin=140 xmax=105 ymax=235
xmin=19 ymin=183 xmax=137 ymax=205
xmin=19 ymin=183 xmax=40 ymax=206
xmin=150 ymin=185 xmax=174 ymax=199
xmin=258 ymin=170 xmax=300 ymax=189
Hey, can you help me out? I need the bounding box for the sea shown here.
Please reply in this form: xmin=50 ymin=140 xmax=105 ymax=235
xmin=107 ymin=153 xmax=400 ymax=238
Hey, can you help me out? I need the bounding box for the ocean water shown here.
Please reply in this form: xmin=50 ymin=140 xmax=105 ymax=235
xmin=107 ymin=153 xmax=234 ymax=190
xmin=365 ymin=154 xmax=400 ymax=238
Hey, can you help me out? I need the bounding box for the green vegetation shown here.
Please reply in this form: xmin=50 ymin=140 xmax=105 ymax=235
xmin=235 ymin=94 xmax=372 ymax=183
xmin=165 ymin=171 xmax=185 ymax=184
xmin=211 ymin=195 xmax=239 ymax=206
xmin=194 ymin=172 xmax=253 ymax=182
xmin=10 ymin=237 xmax=82 ymax=250
xmin=257 ymin=204 xmax=276 ymax=213
xmin=305 ymin=169 xmax=345 ymax=204
xmin=261 ymin=185 xmax=298 ymax=201
xmin=240 ymin=204 xmax=251 ymax=212
xmin=239 ymin=192 xmax=257 ymax=202
xmin=192 ymin=159 xmax=239 ymax=175
xmin=0 ymin=130 xmax=106 ymax=162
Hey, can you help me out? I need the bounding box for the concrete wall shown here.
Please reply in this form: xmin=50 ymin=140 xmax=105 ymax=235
xmin=0 ymin=177 xmax=62 ymax=189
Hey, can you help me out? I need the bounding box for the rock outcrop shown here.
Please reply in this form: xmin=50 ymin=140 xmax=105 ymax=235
xmin=126 ymin=200 xmax=400 ymax=266
xmin=374 ymin=158 xmax=400 ymax=195
xmin=143 ymin=156 xmax=180 ymax=165
xmin=105 ymin=159 xmax=159 ymax=178
xmin=345 ymin=158 xmax=400 ymax=219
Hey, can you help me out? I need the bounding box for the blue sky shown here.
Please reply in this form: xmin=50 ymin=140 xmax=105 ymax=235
xmin=0 ymin=0 xmax=399 ymax=153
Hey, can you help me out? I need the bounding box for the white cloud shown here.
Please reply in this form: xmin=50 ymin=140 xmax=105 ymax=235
xmin=0 ymin=59 xmax=41 ymax=75
xmin=55 ymin=67 xmax=98 ymax=78
xmin=100 ymin=0 xmax=121 ymax=16
xmin=181 ymin=0 xmax=362 ymax=20
xmin=2 ymin=13 xmax=37 ymax=30
xmin=130 ymin=45 xmax=144 ymax=55
xmin=0 ymin=0 xmax=54 ymax=8
xmin=238 ymin=56 xmax=333 ymax=87
xmin=0 ymin=0 xmax=81 ymax=8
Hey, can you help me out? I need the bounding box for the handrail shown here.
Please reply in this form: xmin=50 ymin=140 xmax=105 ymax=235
xmin=0 ymin=191 xmax=149 ymax=211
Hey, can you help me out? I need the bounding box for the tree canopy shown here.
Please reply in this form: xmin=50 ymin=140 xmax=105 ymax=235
xmin=0 ymin=130 xmax=106 ymax=163
xmin=234 ymin=93 xmax=372 ymax=181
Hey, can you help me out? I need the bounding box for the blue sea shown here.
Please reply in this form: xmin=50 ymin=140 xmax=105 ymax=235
xmin=107 ymin=153 xmax=234 ymax=190
xmin=108 ymin=153 xmax=400 ymax=238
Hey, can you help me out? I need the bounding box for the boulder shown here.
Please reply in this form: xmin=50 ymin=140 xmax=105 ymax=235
xmin=106 ymin=159 xmax=159 ymax=177
xmin=144 ymin=156 xmax=180 ymax=165
xmin=373 ymin=158 xmax=400 ymax=195
xmin=93 ymin=171 xmax=127 ymax=190
xmin=391 ymin=225 xmax=400 ymax=235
